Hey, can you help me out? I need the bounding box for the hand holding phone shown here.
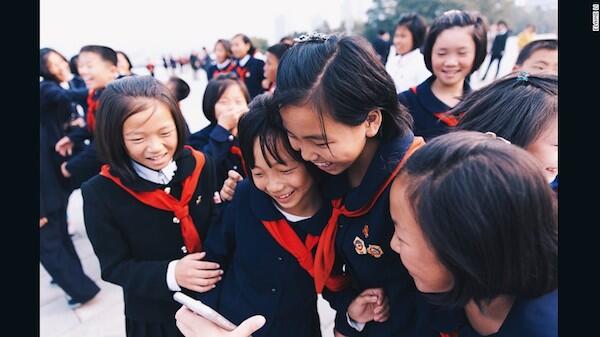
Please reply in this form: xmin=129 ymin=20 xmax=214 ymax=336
xmin=173 ymin=292 xmax=237 ymax=331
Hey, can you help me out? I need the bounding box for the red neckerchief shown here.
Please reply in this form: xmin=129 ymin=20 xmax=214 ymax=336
xmin=212 ymin=63 xmax=237 ymax=79
xmin=410 ymin=86 xmax=461 ymax=127
xmin=86 ymin=89 xmax=99 ymax=133
xmin=262 ymin=137 xmax=425 ymax=293
xmin=100 ymin=146 xmax=206 ymax=253
xmin=229 ymin=145 xmax=248 ymax=177
xmin=235 ymin=64 xmax=248 ymax=80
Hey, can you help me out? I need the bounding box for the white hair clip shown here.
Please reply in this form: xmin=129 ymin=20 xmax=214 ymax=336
xmin=484 ymin=131 xmax=511 ymax=144
xmin=293 ymin=32 xmax=330 ymax=43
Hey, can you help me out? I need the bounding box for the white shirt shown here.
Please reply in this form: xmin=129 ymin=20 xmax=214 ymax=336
xmin=132 ymin=160 xmax=177 ymax=185
xmin=238 ymin=54 xmax=251 ymax=67
xmin=385 ymin=48 xmax=431 ymax=94
xmin=216 ymin=59 xmax=232 ymax=70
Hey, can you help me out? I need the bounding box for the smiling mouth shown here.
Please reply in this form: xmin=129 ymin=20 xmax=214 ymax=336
xmin=275 ymin=191 xmax=294 ymax=201
xmin=147 ymin=153 xmax=168 ymax=162
xmin=313 ymin=161 xmax=332 ymax=169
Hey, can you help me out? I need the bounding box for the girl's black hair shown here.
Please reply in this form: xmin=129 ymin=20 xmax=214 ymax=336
xmin=396 ymin=13 xmax=428 ymax=51
xmin=40 ymin=47 xmax=68 ymax=82
xmin=233 ymin=33 xmax=256 ymax=56
xmin=69 ymin=54 xmax=79 ymax=76
xmin=453 ymin=73 xmax=557 ymax=147
xmin=275 ymin=34 xmax=413 ymax=144
xmin=515 ymin=39 xmax=558 ymax=66
xmin=397 ymin=130 xmax=557 ymax=307
xmin=215 ymin=39 xmax=233 ymax=59
xmin=267 ymin=43 xmax=291 ymax=61
xmin=202 ymin=73 xmax=250 ymax=124
xmin=422 ymin=10 xmax=488 ymax=75
xmin=167 ymin=76 xmax=191 ymax=102
xmin=238 ymin=93 xmax=318 ymax=180
xmin=95 ymin=76 xmax=189 ymax=181
xmin=80 ymin=45 xmax=118 ymax=66
xmin=116 ymin=51 xmax=133 ymax=70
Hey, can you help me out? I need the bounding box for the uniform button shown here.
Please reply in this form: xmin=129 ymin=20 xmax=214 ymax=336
xmin=181 ymin=246 xmax=188 ymax=254
xmin=277 ymin=257 xmax=283 ymax=261
xmin=164 ymin=187 xmax=171 ymax=194
xmin=228 ymin=135 xmax=234 ymax=141
xmin=339 ymin=224 xmax=343 ymax=228
xmin=173 ymin=217 xmax=180 ymax=224
xmin=233 ymin=165 xmax=238 ymax=170
xmin=271 ymin=288 xmax=277 ymax=293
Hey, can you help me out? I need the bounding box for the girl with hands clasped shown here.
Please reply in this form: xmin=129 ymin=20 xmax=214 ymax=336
xmin=82 ymin=76 xmax=223 ymax=337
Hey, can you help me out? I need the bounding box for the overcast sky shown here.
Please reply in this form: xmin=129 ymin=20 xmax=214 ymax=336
xmin=41 ymin=0 xmax=372 ymax=64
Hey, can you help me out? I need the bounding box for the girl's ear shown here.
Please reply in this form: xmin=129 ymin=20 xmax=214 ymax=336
xmin=365 ymin=109 xmax=383 ymax=138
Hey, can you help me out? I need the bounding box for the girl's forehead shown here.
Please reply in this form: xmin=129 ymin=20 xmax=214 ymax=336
xmin=434 ymin=26 xmax=474 ymax=46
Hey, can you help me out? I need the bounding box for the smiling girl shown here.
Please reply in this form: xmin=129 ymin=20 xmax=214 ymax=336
xmin=398 ymin=10 xmax=487 ymax=140
xmin=82 ymin=76 xmax=223 ymax=337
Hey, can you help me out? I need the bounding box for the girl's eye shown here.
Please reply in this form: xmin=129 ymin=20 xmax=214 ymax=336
xmin=161 ymin=131 xmax=172 ymax=137
xmin=128 ymin=138 xmax=143 ymax=143
xmin=281 ymin=168 xmax=295 ymax=174
xmin=316 ymin=143 xmax=329 ymax=149
xmin=252 ymin=172 xmax=264 ymax=178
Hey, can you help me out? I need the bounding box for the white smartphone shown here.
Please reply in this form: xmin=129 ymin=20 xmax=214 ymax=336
xmin=173 ymin=292 xmax=238 ymax=331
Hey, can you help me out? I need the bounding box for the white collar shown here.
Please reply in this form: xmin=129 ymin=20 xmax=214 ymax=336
xmin=273 ymin=202 xmax=311 ymax=222
xmin=238 ymin=54 xmax=251 ymax=67
xmin=216 ymin=59 xmax=231 ymax=70
xmin=132 ymin=160 xmax=178 ymax=185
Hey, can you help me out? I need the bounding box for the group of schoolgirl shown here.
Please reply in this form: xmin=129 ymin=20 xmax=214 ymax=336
xmin=69 ymin=9 xmax=557 ymax=337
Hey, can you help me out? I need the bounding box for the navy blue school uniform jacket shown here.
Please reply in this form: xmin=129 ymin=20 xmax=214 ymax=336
xmin=66 ymin=88 xmax=105 ymax=188
xmin=40 ymin=79 xmax=88 ymax=170
xmin=82 ymin=148 xmax=220 ymax=333
xmin=320 ymin=132 xmax=429 ymax=337
xmin=398 ymin=76 xmax=471 ymax=140
xmin=436 ymin=290 xmax=558 ymax=337
xmin=206 ymin=60 xmax=238 ymax=80
xmin=234 ymin=56 xmax=265 ymax=99
xmin=198 ymin=179 xmax=333 ymax=337
xmin=188 ymin=123 xmax=246 ymax=188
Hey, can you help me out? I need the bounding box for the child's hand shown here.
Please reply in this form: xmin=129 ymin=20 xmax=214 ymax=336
xmin=347 ymin=288 xmax=390 ymax=324
xmin=175 ymin=306 xmax=266 ymax=337
xmin=220 ymin=170 xmax=243 ymax=202
xmin=175 ymin=252 xmax=224 ymax=293
xmin=60 ymin=162 xmax=71 ymax=178
xmin=55 ymin=136 xmax=73 ymax=157
xmin=217 ymin=106 xmax=248 ymax=135
xmin=39 ymin=217 xmax=48 ymax=228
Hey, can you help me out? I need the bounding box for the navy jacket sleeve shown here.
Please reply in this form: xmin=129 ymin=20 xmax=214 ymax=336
xmin=40 ymin=81 xmax=88 ymax=107
xmin=82 ymin=181 xmax=174 ymax=301
xmin=322 ymin=262 xmax=361 ymax=336
xmin=67 ymin=126 xmax=93 ymax=144
xmin=66 ymin=140 xmax=102 ymax=188
xmin=188 ymin=125 xmax=234 ymax=165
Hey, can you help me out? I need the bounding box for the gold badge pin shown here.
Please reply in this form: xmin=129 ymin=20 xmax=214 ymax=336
xmin=362 ymin=225 xmax=369 ymax=238
xmin=195 ymin=195 xmax=202 ymax=205
xmin=353 ymin=236 xmax=367 ymax=255
xmin=367 ymin=244 xmax=384 ymax=258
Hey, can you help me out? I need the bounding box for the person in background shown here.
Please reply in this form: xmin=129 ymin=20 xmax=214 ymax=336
xmin=398 ymin=10 xmax=488 ymax=140
xmin=372 ymin=29 xmax=392 ymax=64
xmin=517 ymin=24 xmax=536 ymax=50
xmin=262 ymin=42 xmax=291 ymax=94
xmin=385 ymin=13 xmax=431 ymax=93
xmin=206 ymin=39 xmax=237 ymax=80
xmin=512 ymin=39 xmax=558 ymax=75
xmin=117 ymin=51 xmax=135 ymax=76
xmin=231 ymin=33 xmax=265 ymax=99
xmin=480 ymin=20 xmax=510 ymax=81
